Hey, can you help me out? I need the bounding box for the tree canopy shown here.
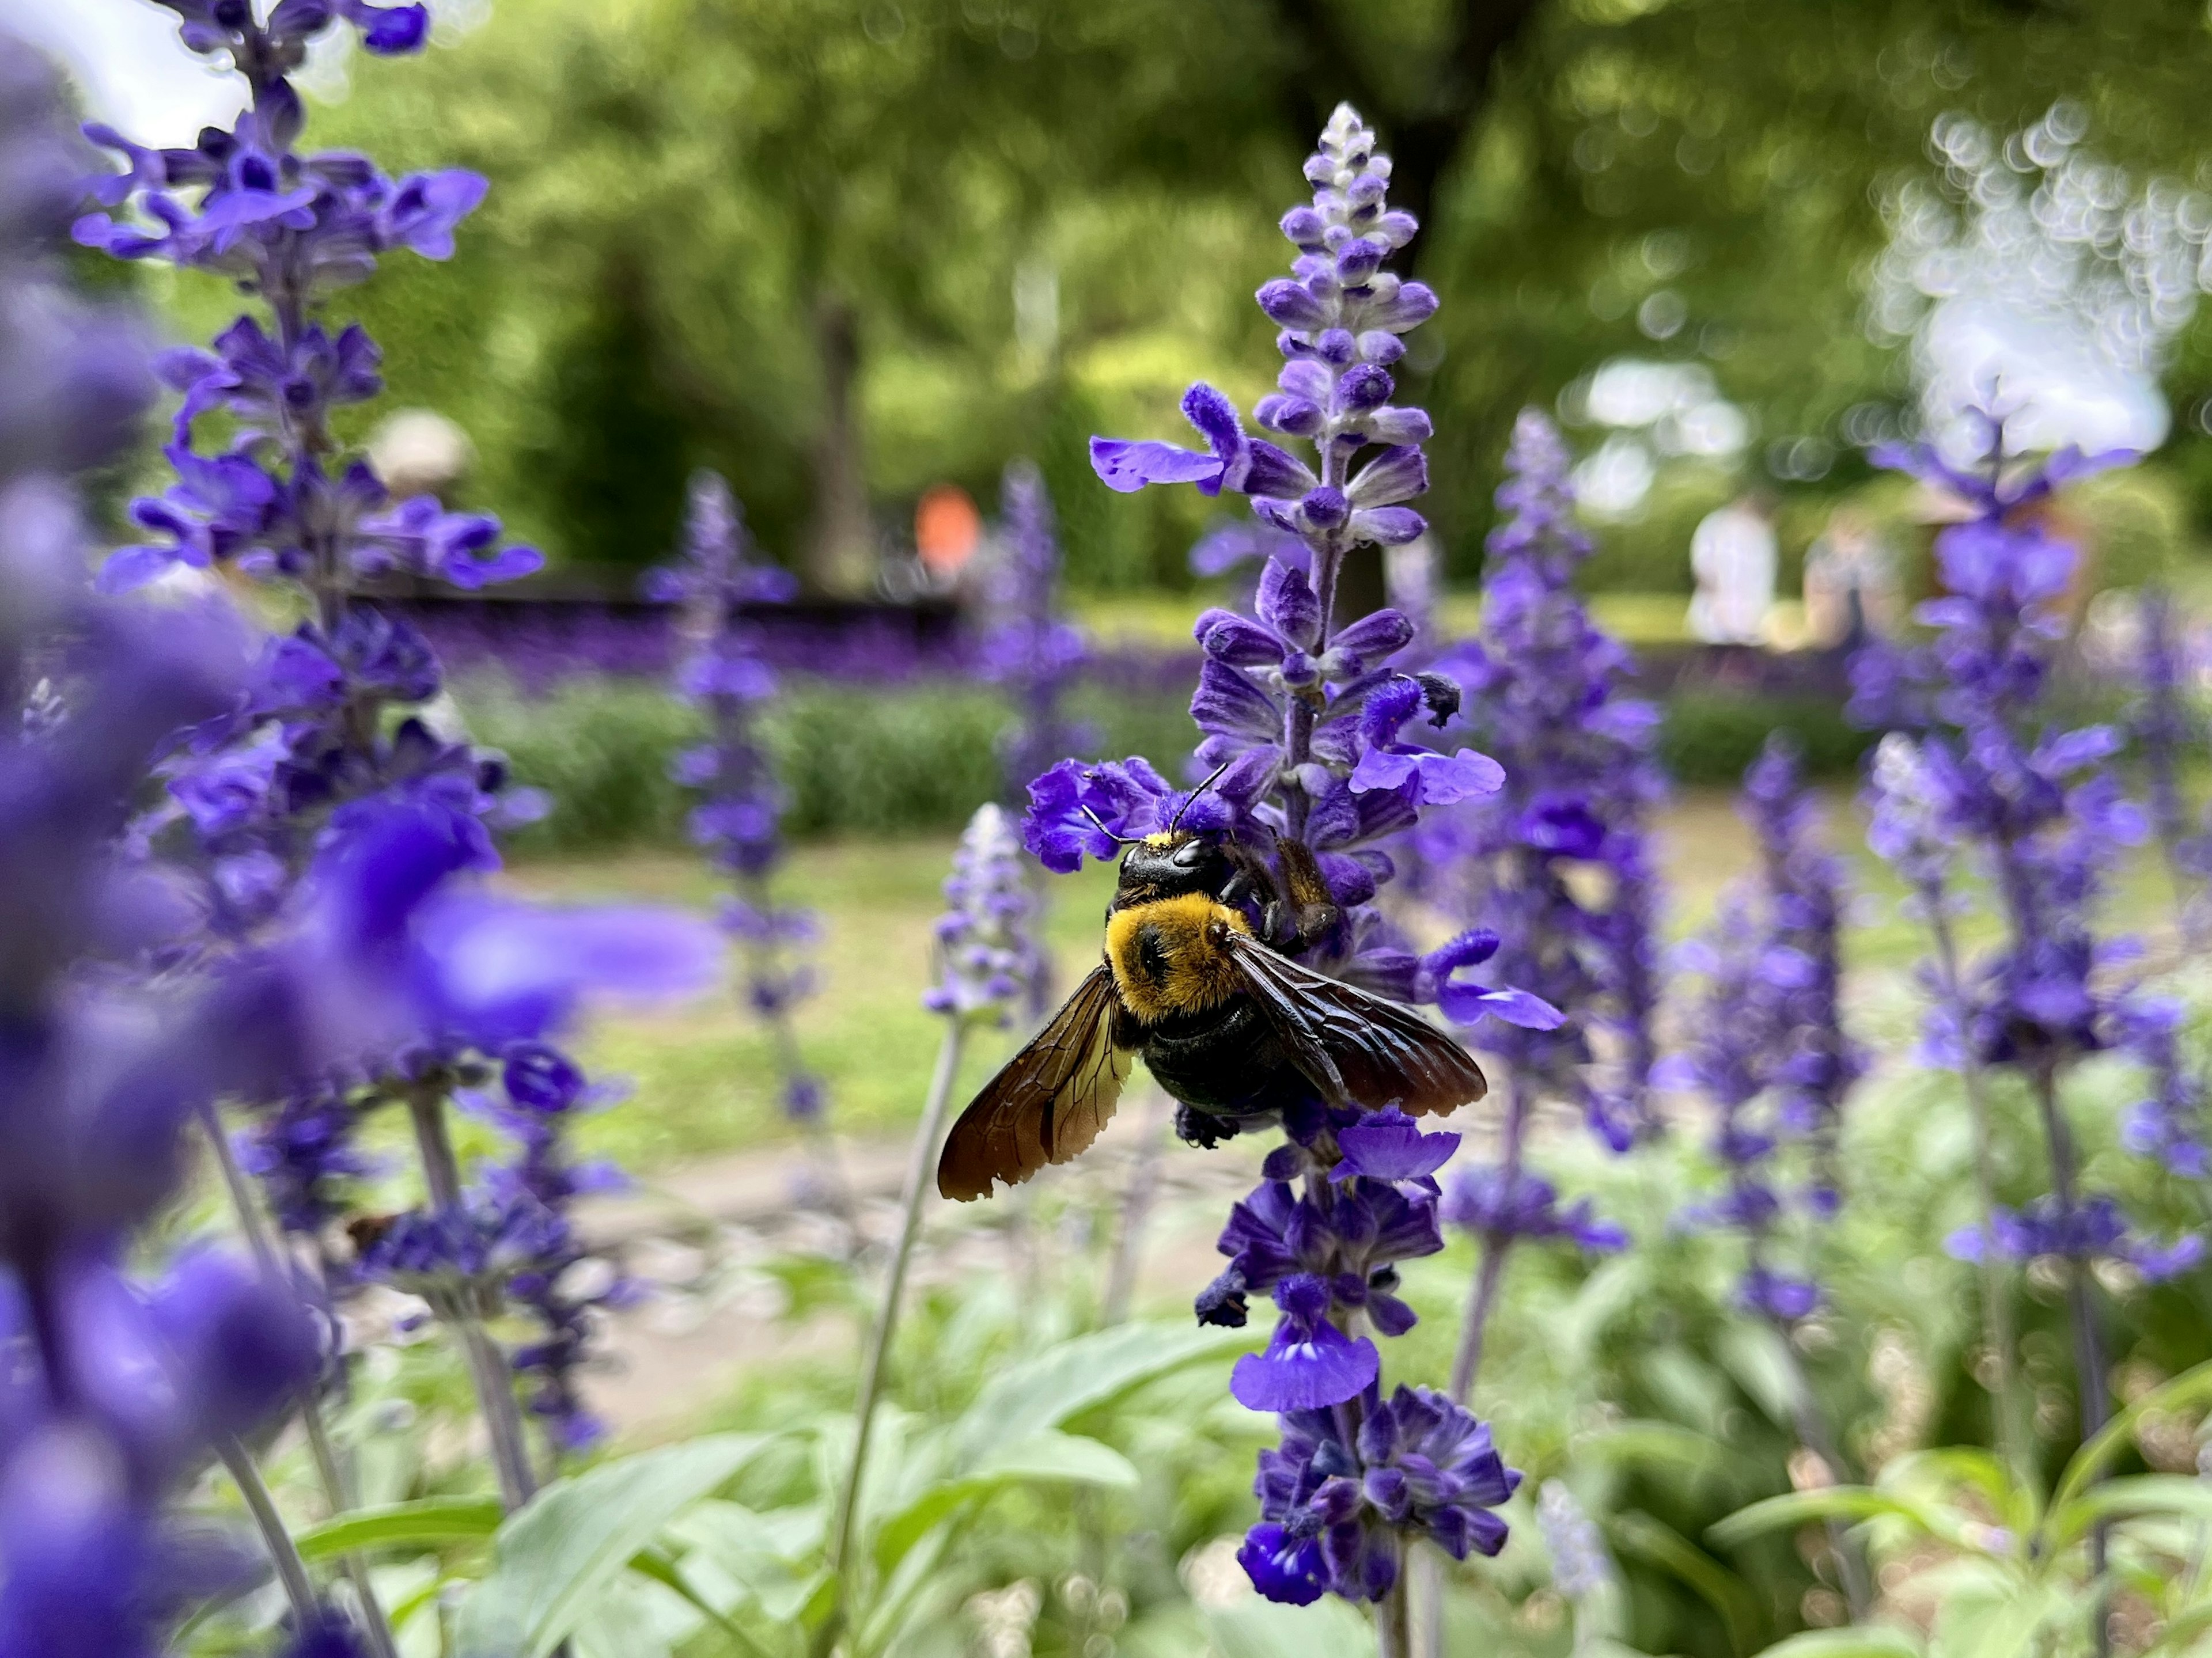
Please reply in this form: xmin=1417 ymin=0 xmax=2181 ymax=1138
xmin=222 ymin=0 xmax=2212 ymax=589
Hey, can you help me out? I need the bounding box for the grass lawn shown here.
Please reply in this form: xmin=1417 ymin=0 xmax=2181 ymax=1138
xmin=502 ymin=787 xmax=2190 ymax=1180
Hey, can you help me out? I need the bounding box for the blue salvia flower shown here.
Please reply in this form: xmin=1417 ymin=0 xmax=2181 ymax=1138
xmin=1668 ymin=739 xmax=1855 ymax=1319
xmin=979 ymin=460 xmax=1091 ymax=811
xmin=1402 ymin=411 xmax=1657 ymax=1393
xmin=1741 ymin=738 xmax=1862 ymax=1209
xmin=1240 ymin=1383 xmax=1518 ymax=1607
xmin=1854 ymin=417 xmax=2198 ymax=1304
xmin=926 ymin=803 xmax=1045 ymax=1025
xmin=1420 ymin=408 xmax=1664 ymax=1125
xmin=648 ymin=471 xmax=828 ymax=1126
xmin=1032 ymin=104 xmax=1522 ymax=1619
xmin=78 ymin=2 xmax=718 ymax=1506
xmin=1536 ymin=1479 xmax=1615 ymax=1605
xmin=2125 ymin=586 xmax=2212 ymax=937
xmin=0 ymin=40 xmax=334 ymax=1653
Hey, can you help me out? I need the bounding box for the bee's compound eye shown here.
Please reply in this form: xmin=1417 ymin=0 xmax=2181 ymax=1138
xmin=1171 ymin=840 xmax=1206 ymax=867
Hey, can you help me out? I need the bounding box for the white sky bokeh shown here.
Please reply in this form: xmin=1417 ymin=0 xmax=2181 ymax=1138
xmin=1 ymin=0 xmax=495 ymax=143
xmin=0 ymin=0 xmax=249 ymax=145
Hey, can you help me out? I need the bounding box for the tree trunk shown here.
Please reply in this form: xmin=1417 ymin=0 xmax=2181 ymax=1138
xmin=805 ymin=293 xmax=876 ymax=597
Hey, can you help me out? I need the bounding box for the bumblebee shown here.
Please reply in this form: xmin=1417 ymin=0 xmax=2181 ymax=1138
xmin=936 ymin=820 xmax=1487 ymax=1202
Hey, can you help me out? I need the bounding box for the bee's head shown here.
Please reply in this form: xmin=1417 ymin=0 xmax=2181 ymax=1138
xmin=1118 ymin=828 xmax=1233 ymax=899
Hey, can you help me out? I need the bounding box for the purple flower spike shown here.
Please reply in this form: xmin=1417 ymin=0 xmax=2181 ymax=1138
xmin=1232 ymin=1276 xmax=1380 ymax=1412
xmin=1053 ymin=101 xmax=1522 ymax=1610
xmin=647 ymin=471 xmax=831 ymax=1125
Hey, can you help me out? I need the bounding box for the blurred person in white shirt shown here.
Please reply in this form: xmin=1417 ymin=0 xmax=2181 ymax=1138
xmin=1687 ymin=491 xmax=1778 ymax=646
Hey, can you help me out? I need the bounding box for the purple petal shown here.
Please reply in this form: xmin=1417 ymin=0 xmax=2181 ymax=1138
xmin=1232 ymin=1318 xmax=1379 ymax=1412
xmin=1088 ymin=437 xmax=1221 ymax=494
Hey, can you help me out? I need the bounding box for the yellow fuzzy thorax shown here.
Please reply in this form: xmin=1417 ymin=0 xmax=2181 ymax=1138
xmin=1104 ymin=893 xmax=1250 ymax=1024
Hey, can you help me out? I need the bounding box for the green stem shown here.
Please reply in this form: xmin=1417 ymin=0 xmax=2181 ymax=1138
xmin=1374 ymin=1554 xmax=1411 ymax=1658
xmin=2029 ymin=1061 xmax=2111 ymax=1656
xmin=219 ymin=1433 xmax=320 ymax=1630
xmin=200 ymin=1105 xmax=401 ymax=1658
xmin=1927 ymin=912 xmax=2031 ymax=1489
xmin=1768 ymin=1318 xmax=1873 ymax=1621
xmin=405 ymin=1087 xmax=538 ymax=1512
xmin=1100 ymin=1084 xmax=1169 ymax=1327
xmin=819 ymin=1020 xmax=968 ymax=1652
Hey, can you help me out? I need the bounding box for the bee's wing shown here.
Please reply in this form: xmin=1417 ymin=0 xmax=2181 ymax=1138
xmin=936 ymin=964 xmax=1132 ymax=1202
xmin=1225 ymin=934 xmax=1487 ymax=1117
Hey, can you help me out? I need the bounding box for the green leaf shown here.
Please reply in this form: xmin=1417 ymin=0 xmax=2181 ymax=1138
xmin=450 ymin=1432 xmax=771 ymax=1658
xmin=1709 ymin=1487 xmax=1953 ymax=1550
xmin=627 ymin=1549 xmax=775 ymax=1658
xmin=1717 ymin=1323 xmax=1798 ymax=1429
xmin=2047 ymin=1475 xmax=2212 ymax=1548
xmin=1201 ymin=1595 xmax=1374 ymax=1658
xmin=1609 ymin=1510 xmax=1764 ymax=1658
xmin=874 ymin=1429 xmax=1138 ymax=1574
xmin=1933 ymin=1578 xmax=2061 ymax=1658
xmin=950 ymin=1323 xmax=1245 ymax=1467
xmin=294 ymin=1496 xmax=505 ymax=1561
xmin=1752 ymin=1627 xmax=1925 ymax=1658
xmin=2047 ymin=1359 xmax=2212 ymax=1521
xmin=1579 ymin=1419 xmax=1736 ymax=1484
xmin=665 ymin=1500 xmax=827 ymax=1626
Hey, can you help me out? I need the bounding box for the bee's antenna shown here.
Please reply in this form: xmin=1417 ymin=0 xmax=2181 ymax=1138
xmin=1168 ymin=760 xmax=1234 ymax=834
xmin=1082 ymin=806 xmax=1143 ymax=847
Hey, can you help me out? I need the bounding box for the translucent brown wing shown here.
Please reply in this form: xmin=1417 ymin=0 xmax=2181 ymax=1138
xmin=1225 ymin=934 xmax=1487 ymax=1117
xmin=936 ymin=965 xmax=1132 ymax=1202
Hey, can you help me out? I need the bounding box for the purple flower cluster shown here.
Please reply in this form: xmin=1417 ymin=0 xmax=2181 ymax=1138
xmin=75 ymin=5 xmax=524 ymax=604
xmin=1666 ymin=738 xmax=1857 ymax=1319
xmin=926 ymin=804 xmax=1045 ymax=1025
xmin=75 ymin=0 xmax=721 ymax=1513
xmin=1036 ymin=104 xmax=1520 ymax=1616
xmin=1419 ymin=409 xmax=1664 ymax=1153
xmin=1853 ymin=417 xmax=2193 ymax=1284
xmin=1240 ymin=1381 xmax=1520 ymax=1607
xmin=0 ymin=40 xmax=338 ymax=1655
xmin=649 ymin=472 xmax=826 ymax=1123
xmin=978 ymin=461 xmax=1092 ymax=809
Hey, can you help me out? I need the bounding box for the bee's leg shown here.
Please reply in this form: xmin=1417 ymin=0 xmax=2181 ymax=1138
xmin=1267 ymin=833 xmax=1342 ymax=953
xmin=1173 ymin=1103 xmax=1239 ymax=1150
xmin=1218 ymin=840 xmax=1282 ymax=933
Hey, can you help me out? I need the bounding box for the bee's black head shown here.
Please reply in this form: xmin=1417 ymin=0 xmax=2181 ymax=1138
xmin=1117 ymin=828 xmax=1235 ymax=901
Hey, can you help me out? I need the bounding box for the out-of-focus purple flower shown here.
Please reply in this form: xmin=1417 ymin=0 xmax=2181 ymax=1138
xmin=1536 ymin=1481 xmax=1614 ymax=1603
xmin=1240 ymin=1381 xmax=1519 ymax=1605
xmin=1415 ymin=409 xmax=1665 ymax=1153
xmin=1669 ymin=738 xmax=1857 ymax=1319
xmin=1854 ymin=412 xmax=2188 ymax=1329
xmin=0 ymin=41 xmax=351 ymax=1651
xmin=925 ymin=803 xmax=1044 ymax=1025
xmin=979 ymin=460 xmax=1092 ymax=815
xmin=649 ymin=471 xmax=825 ymax=1126
xmin=1945 ymin=1196 xmax=2203 ymax=1281
xmin=1440 ymin=1169 xmax=1627 ymax=1253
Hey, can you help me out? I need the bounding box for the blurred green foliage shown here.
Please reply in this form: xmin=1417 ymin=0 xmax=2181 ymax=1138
xmin=467 ymin=670 xmax=1877 ymax=854
xmin=1657 ymin=690 xmax=1874 ymax=787
xmin=209 ymin=0 xmax=2212 ymax=598
xmin=465 ymin=674 xmax=1206 ymax=852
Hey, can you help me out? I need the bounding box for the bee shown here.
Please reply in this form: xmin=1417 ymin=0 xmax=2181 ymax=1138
xmin=936 ymin=805 xmax=1487 ymax=1202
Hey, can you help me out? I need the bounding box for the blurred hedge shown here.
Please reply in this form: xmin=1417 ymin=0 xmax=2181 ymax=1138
xmin=1656 ymin=688 xmax=1873 ymax=786
xmin=460 ymin=674 xmax=1204 ymax=852
xmin=461 ymin=671 xmax=1876 ymax=852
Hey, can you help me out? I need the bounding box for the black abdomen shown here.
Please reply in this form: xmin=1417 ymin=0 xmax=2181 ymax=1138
xmin=1139 ymin=997 xmax=1310 ymax=1116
